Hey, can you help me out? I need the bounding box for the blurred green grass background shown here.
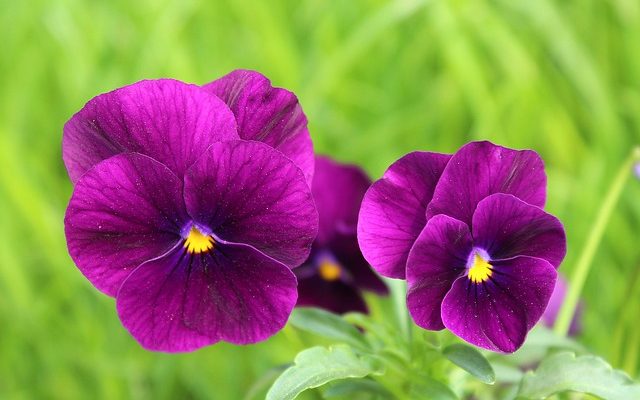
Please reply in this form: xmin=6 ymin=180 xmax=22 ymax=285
xmin=2 ymin=0 xmax=640 ymax=398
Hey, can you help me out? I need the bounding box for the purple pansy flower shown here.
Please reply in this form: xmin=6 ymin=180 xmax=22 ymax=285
xmin=359 ymin=141 xmax=566 ymax=352
xmin=63 ymin=70 xmax=314 ymax=185
xmin=358 ymin=151 xmax=451 ymax=279
xmin=541 ymin=275 xmax=583 ymax=336
xmin=202 ymin=70 xmax=314 ymax=185
xmin=295 ymin=156 xmax=388 ymax=314
xmin=63 ymin=74 xmax=318 ymax=352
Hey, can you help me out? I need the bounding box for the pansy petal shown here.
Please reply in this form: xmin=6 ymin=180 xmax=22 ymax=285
xmin=203 ymin=70 xmax=314 ymax=184
xmin=406 ymin=215 xmax=472 ymax=330
xmin=116 ymin=242 xmax=298 ymax=352
xmin=358 ymin=151 xmax=451 ymax=278
xmin=330 ymin=234 xmax=388 ymax=295
xmin=64 ymin=153 xmax=188 ymax=296
xmin=296 ymin=274 xmax=368 ymax=314
xmin=313 ymin=156 xmax=371 ymax=246
xmin=184 ymin=140 xmax=318 ymax=268
xmin=441 ymin=256 xmax=557 ymax=353
xmin=427 ymin=141 xmax=546 ymax=226
xmin=63 ymin=79 xmax=238 ymax=183
xmin=473 ymin=193 xmax=566 ymax=268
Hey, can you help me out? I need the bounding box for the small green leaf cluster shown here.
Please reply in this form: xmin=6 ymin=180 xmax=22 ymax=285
xmin=264 ymin=308 xmax=640 ymax=400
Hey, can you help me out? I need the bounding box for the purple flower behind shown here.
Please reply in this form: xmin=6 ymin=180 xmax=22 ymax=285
xmin=359 ymin=141 xmax=567 ymax=353
xmin=295 ymin=156 xmax=388 ymax=314
xmin=63 ymin=74 xmax=318 ymax=352
xmin=541 ymin=275 xmax=583 ymax=335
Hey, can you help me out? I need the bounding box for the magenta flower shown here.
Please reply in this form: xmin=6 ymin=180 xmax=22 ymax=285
xmin=358 ymin=151 xmax=451 ymax=279
xmin=202 ymin=70 xmax=314 ymax=185
xmin=295 ymin=156 xmax=388 ymax=314
xmin=359 ymin=141 xmax=566 ymax=352
xmin=63 ymin=73 xmax=318 ymax=352
xmin=63 ymin=69 xmax=314 ymax=185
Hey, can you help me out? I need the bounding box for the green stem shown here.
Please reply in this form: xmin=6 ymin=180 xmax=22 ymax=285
xmin=623 ymin=327 xmax=640 ymax=374
xmin=388 ymin=278 xmax=412 ymax=345
xmin=554 ymin=147 xmax=640 ymax=336
xmin=611 ymin=260 xmax=640 ymax=366
xmin=281 ymin=324 xmax=305 ymax=351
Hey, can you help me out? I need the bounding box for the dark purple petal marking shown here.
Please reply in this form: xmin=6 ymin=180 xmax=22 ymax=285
xmin=406 ymin=215 xmax=472 ymax=330
xmin=330 ymin=234 xmax=389 ymax=295
xmin=358 ymin=151 xmax=451 ymax=279
xmin=472 ymin=193 xmax=567 ymax=268
xmin=296 ymin=273 xmax=368 ymax=315
xmin=427 ymin=141 xmax=546 ymax=226
xmin=63 ymin=79 xmax=238 ymax=183
xmin=64 ymin=153 xmax=188 ymax=296
xmin=116 ymin=242 xmax=298 ymax=352
xmin=313 ymin=156 xmax=371 ymax=246
xmin=184 ymin=140 xmax=318 ymax=268
xmin=441 ymin=256 xmax=557 ymax=353
xmin=203 ymin=70 xmax=314 ymax=184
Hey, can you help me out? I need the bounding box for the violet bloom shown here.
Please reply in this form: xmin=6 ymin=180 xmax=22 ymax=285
xmin=295 ymin=156 xmax=388 ymax=314
xmin=359 ymin=141 xmax=566 ymax=352
xmin=541 ymin=275 xmax=583 ymax=335
xmin=63 ymin=74 xmax=318 ymax=352
xmin=63 ymin=69 xmax=314 ymax=186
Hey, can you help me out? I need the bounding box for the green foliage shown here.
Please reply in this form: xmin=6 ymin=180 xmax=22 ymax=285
xmin=323 ymin=379 xmax=391 ymax=398
xmin=408 ymin=379 xmax=459 ymax=400
xmin=517 ymin=352 xmax=640 ymax=399
xmin=274 ymin=307 xmax=492 ymax=399
xmin=266 ymin=345 xmax=382 ymax=400
xmin=272 ymin=308 xmax=640 ymax=399
xmin=442 ymin=344 xmax=495 ymax=384
xmin=3 ymin=0 xmax=640 ymax=398
xmin=289 ymin=308 xmax=371 ymax=351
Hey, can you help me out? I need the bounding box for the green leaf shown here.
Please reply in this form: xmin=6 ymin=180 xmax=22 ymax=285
xmin=409 ymin=378 xmax=459 ymax=400
xmin=343 ymin=313 xmax=396 ymax=347
xmin=491 ymin=362 xmax=524 ymax=384
xmin=323 ymin=379 xmax=392 ymax=398
xmin=517 ymin=351 xmax=640 ymax=399
xmin=492 ymin=326 xmax=584 ymax=369
xmin=289 ymin=308 xmax=369 ymax=350
xmin=442 ymin=343 xmax=496 ymax=384
xmin=266 ymin=345 xmax=381 ymax=400
xmin=243 ymin=364 xmax=291 ymax=400
xmin=521 ymin=326 xmax=583 ymax=352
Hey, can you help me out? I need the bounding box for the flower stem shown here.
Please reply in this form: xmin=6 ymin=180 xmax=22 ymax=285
xmin=388 ymin=278 xmax=411 ymax=345
xmin=623 ymin=327 xmax=640 ymax=374
xmin=554 ymin=147 xmax=640 ymax=336
xmin=611 ymin=259 xmax=640 ymax=366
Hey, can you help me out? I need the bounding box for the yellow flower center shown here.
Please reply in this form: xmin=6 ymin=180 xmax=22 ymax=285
xmin=318 ymin=260 xmax=342 ymax=281
xmin=468 ymin=253 xmax=493 ymax=284
xmin=184 ymin=226 xmax=214 ymax=254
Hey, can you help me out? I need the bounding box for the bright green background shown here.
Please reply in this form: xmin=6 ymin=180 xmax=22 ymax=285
xmin=2 ymin=0 xmax=640 ymax=398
